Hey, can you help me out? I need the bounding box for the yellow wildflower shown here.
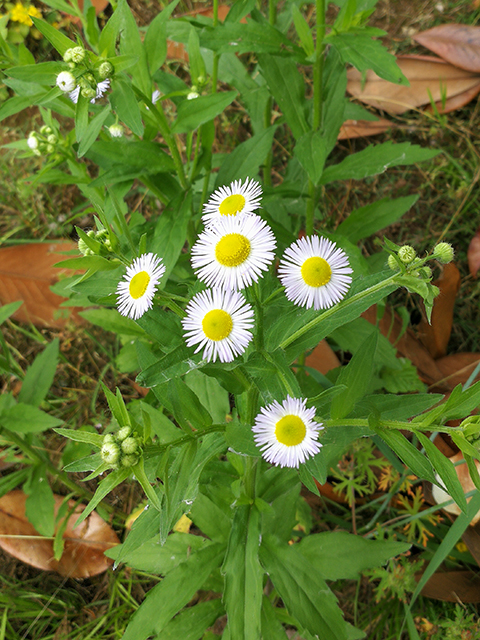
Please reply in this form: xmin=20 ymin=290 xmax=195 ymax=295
xmin=10 ymin=2 xmax=41 ymax=26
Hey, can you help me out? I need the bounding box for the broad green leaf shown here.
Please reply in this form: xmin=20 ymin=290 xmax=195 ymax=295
xmin=330 ymin=332 xmax=377 ymax=419
xmin=292 ymin=4 xmax=314 ymax=56
xmin=416 ymin=432 xmax=468 ymax=514
xmin=109 ymin=77 xmax=144 ymax=137
xmin=373 ymin=427 xmax=437 ymax=484
xmin=184 ymin=370 xmax=230 ymax=424
xmin=168 ymin=378 xmax=213 ymax=432
xmin=298 ymin=531 xmax=410 ymax=580
xmin=136 ymin=344 xmax=202 ymax=388
xmin=327 ymin=32 xmax=408 ymax=84
xmin=0 ymin=301 xmax=23 ymax=324
xmin=259 ymin=537 xmax=348 ymax=640
xmin=337 ymin=195 xmax=418 ymax=243
xmin=77 ymin=104 xmax=111 ymax=158
xmin=322 ymin=48 xmax=347 ymax=153
xmin=222 ymin=505 xmax=263 ymax=640
xmin=18 ymin=338 xmax=59 ymax=407
xmin=74 ymin=467 xmax=131 ymax=526
xmin=30 ymin=17 xmax=75 ymax=55
xmin=352 ymin=393 xmax=443 ymax=421
xmin=257 ymin=54 xmax=308 ymax=140
xmin=144 ymin=0 xmax=182 ymax=75
xmin=79 ymin=308 xmax=146 ymax=337
xmin=187 ymin=27 xmax=206 ymax=85
xmin=171 ymin=91 xmax=237 ymax=134
xmin=261 ymin=596 xmax=289 ymax=640
xmin=0 ymin=468 xmax=29 ymax=500
xmin=246 ymin=351 xmax=302 ymax=405
xmin=225 ymin=0 xmax=256 ymax=23
xmin=199 ymin=20 xmax=293 ymax=55
xmin=190 ymin=492 xmax=232 ymax=542
xmin=116 ymin=0 xmax=151 ymax=96
xmin=0 ymin=404 xmax=62 ymax=433
xmin=155 ymin=600 xmax=225 ymax=640
xmin=226 ymin=415 xmax=260 ymax=457
xmin=6 ymin=62 xmax=65 ymax=85
xmin=122 ymin=542 xmax=225 ymax=640
xmin=215 ymin=126 xmax=276 ymax=187
xmin=321 ymin=142 xmax=439 ymax=184
xmin=0 ymin=94 xmax=46 ymax=123
xmin=54 ymin=427 xmax=104 ymax=447
xmin=24 ymin=463 xmax=55 ymax=537
xmin=75 ymin=93 xmax=89 ymax=143
xmin=294 ymin=131 xmax=328 ymax=185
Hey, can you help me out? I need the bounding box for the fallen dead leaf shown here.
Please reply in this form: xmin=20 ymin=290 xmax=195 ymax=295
xmin=0 ymin=490 xmax=119 ymax=578
xmin=462 ymin=523 xmax=480 ymax=568
xmin=431 ymin=452 xmax=480 ymax=526
xmin=414 ymin=24 xmax=480 ymax=73
xmin=419 ymin=570 xmax=480 ymax=602
xmin=435 ymin=353 xmax=480 ymax=388
xmin=0 ymin=242 xmax=81 ymax=328
xmin=417 ymin=263 xmax=461 ymax=359
xmin=305 ymin=339 xmax=340 ymax=375
xmin=426 ymin=80 xmax=480 ymax=113
xmin=337 ymin=118 xmax=392 ymax=140
xmin=468 ymin=226 xmax=480 ymax=277
xmin=347 ymin=55 xmax=480 ymax=115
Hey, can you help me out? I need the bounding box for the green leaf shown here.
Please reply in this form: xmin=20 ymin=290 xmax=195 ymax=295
xmin=246 ymin=351 xmax=302 ymax=405
xmin=327 ymin=33 xmax=408 ymax=84
xmin=292 ymin=4 xmax=315 ymax=56
xmin=373 ymin=427 xmax=437 ymax=484
xmin=352 ymin=393 xmax=442 ymax=421
xmin=77 ymin=104 xmax=111 ymax=158
xmin=257 ymin=54 xmax=308 ymax=140
xmin=199 ymin=20 xmax=293 ymax=55
xmin=184 ymin=370 xmax=230 ymax=424
xmin=298 ymin=531 xmax=410 ymax=580
xmin=416 ymin=432 xmax=468 ymax=514
xmin=171 ymin=91 xmax=237 ymax=134
xmin=79 ymin=308 xmax=146 ymax=337
xmin=168 ymin=378 xmax=212 ymax=433
xmin=0 ymin=404 xmax=62 ymax=433
xmin=294 ymin=131 xmax=328 ymax=185
xmin=0 ymin=468 xmax=29 ymax=500
xmin=75 ymin=93 xmax=89 ymax=143
xmin=188 ymin=27 xmax=206 ymax=86
xmin=337 ymin=195 xmax=418 ymax=243
xmin=0 ymin=94 xmax=47 ymax=123
xmin=30 ymin=17 xmax=75 ymax=55
xmin=225 ymin=416 xmax=260 ymax=457
xmin=144 ymin=0 xmax=182 ymax=75
xmin=116 ymin=0 xmax=151 ymax=96
xmin=321 ymin=142 xmax=439 ymax=184
xmin=222 ymin=505 xmax=263 ymax=640
xmin=189 ymin=492 xmax=232 ymax=542
xmin=0 ymin=301 xmax=23 ymax=324
xmin=261 ymin=596 xmax=289 ymax=640
xmin=225 ymin=0 xmax=256 ymax=23
xmin=54 ymin=427 xmax=104 ymax=448
xmin=6 ymin=62 xmax=65 ymax=85
xmin=155 ymin=600 xmax=225 ymax=640
xmin=121 ymin=542 xmax=225 ymax=640
xmin=259 ymin=537 xmax=348 ymax=640
xmin=24 ymin=463 xmax=55 ymax=537
xmin=75 ymin=467 xmax=132 ymax=526
xmin=18 ymin=339 xmax=59 ymax=407
xmin=215 ymin=126 xmax=276 ymax=188
xmin=109 ymin=77 xmax=144 ymax=137
xmin=330 ymin=331 xmax=377 ymax=419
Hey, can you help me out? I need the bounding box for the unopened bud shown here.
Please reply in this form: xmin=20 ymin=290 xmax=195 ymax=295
xmin=47 ymin=134 xmax=57 ymax=144
xmin=117 ymin=426 xmax=132 ymax=441
xmin=70 ymin=46 xmax=85 ymax=64
xmin=433 ymin=242 xmax=454 ymax=264
xmin=398 ymin=245 xmax=416 ymax=264
xmin=101 ymin=440 xmax=120 ymax=467
xmin=387 ymin=254 xmax=399 ymax=271
xmin=109 ymin=123 xmax=124 ymax=138
xmin=81 ymin=86 xmax=96 ymax=100
xmin=56 ymin=71 xmax=76 ymax=93
xmin=27 ymin=133 xmax=38 ymax=150
xmin=98 ymin=61 xmax=114 ymax=79
xmin=121 ymin=436 xmax=139 ymax=455
xmin=121 ymin=454 xmax=140 ymax=468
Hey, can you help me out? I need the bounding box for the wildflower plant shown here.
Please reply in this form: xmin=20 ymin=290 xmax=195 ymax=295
xmin=2 ymin=0 xmax=480 ymax=638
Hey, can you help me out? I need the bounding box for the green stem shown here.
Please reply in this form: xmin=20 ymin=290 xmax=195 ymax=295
xmin=212 ymin=0 xmax=219 ymax=94
xmin=252 ymin=284 xmax=264 ymax=351
xmin=268 ymin=0 xmax=276 ymax=25
xmin=324 ymin=418 xmax=460 ymax=434
xmin=157 ymin=291 xmax=187 ymax=318
xmin=244 ymin=456 xmax=258 ymax=501
xmin=2 ymin=429 xmax=122 ymax=517
xmin=279 ymin=273 xmax=399 ymax=350
xmin=262 ymin=0 xmax=276 ymax=186
xmin=144 ymin=424 xmax=226 ymax=459
xmin=261 ymin=350 xmax=296 ymax=398
xmin=305 ymin=179 xmax=316 ymax=237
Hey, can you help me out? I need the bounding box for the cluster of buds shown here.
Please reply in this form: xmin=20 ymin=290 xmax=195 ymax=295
xmin=56 ymin=47 xmax=113 ymax=103
xmin=100 ymin=426 xmax=143 ymax=470
xmin=78 ymin=229 xmax=113 ymax=257
xmin=27 ymin=125 xmax=59 ymax=157
xmin=461 ymin=416 xmax=480 ymax=451
xmin=387 ymin=241 xmax=454 ymax=274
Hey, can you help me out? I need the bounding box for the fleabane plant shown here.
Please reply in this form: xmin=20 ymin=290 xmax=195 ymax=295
xmin=4 ymin=0 xmax=480 ymax=638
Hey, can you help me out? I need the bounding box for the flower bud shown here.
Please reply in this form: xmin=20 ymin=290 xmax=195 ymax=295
xmin=81 ymin=86 xmax=96 ymax=100
xmin=387 ymin=254 xmax=399 ymax=271
xmin=70 ymin=46 xmax=85 ymax=64
xmin=98 ymin=61 xmax=114 ymax=79
xmin=117 ymin=426 xmax=132 ymax=441
xmin=63 ymin=48 xmax=73 ymax=63
xmin=27 ymin=133 xmax=38 ymax=150
xmin=418 ymin=266 xmax=432 ymax=280
xmin=433 ymin=242 xmax=454 ymax=264
xmin=398 ymin=245 xmax=416 ymax=264
xmin=121 ymin=454 xmax=140 ymax=468
xmin=47 ymin=134 xmax=57 ymax=144
xmin=46 ymin=144 xmax=55 ymax=154
xmin=108 ymin=123 xmax=124 ymax=138
xmin=187 ymin=90 xmax=200 ymax=100
xmin=78 ymin=237 xmax=93 ymax=256
xmin=56 ymin=71 xmax=76 ymax=93
xmin=101 ymin=439 xmax=120 ymax=467
xmin=121 ymin=436 xmax=140 ymax=455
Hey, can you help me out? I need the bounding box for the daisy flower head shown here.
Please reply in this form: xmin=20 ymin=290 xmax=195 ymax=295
xmin=182 ymin=288 xmax=254 ymax=363
xmin=191 ymin=214 xmax=276 ymax=291
xmin=56 ymin=71 xmax=76 ymax=93
xmin=202 ymin=178 xmax=262 ymax=226
xmin=278 ymin=235 xmax=352 ymax=311
xmin=252 ymin=396 xmax=322 ymax=468
xmin=116 ymin=253 xmax=165 ymax=320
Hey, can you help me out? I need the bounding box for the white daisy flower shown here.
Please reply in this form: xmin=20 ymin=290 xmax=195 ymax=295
xmin=94 ymin=79 xmax=110 ymax=101
xmin=116 ymin=253 xmax=165 ymax=320
xmin=27 ymin=134 xmax=38 ymax=150
xmin=278 ymin=235 xmax=352 ymax=311
xmin=191 ymin=214 xmax=276 ymax=291
xmin=252 ymin=396 xmax=322 ymax=468
xmin=182 ymin=288 xmax=254 ymax=363
xmin=69 ymin=86 xmax=80 ymax=104
xmin=56 ymin=71 xmax=77 ymax=93
xmin=202 ymin=178 xmax=262 ymax=226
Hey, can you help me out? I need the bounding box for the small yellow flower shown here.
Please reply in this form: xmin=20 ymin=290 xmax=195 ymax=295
xmin=10 ymin=2 xmax=41 ymax=25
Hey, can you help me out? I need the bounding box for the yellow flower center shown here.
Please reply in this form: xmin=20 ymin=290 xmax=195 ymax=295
xmin=301 ymin=256 xmax=332 ymax=287
xmin=215 ymin=233 xmax=251 ymax=267
xmin=219 ymin=194 xmax=246 ymax=216
xmin=129 ymin=271 xmax=150 ymax=299
xmin=202 ymin=309 xmax=233 ymax=341
xmin=275 ymin=415 xmax=307 ymax=447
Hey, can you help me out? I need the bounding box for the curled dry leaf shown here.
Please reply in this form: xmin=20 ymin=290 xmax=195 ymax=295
xmin=0 ymin=490 xmax=119 ymax=578
xmin=468 ymin=226 xmax=480 ymax=277
xmin=431 ymin=452 xmax=480 ymax=526
xmin=337 ymin=118 xmax=392 ymax=140
xmin=347 ymin=55 xmax=480 ymax=115
xmin=0 ymin=242 xmax=81 ymax=328
xmin=435 ymin=352 xmax=480 ymax=388
xmin=419 ymin=570 xmax=480 ymax=602
xmin=417 ymin=263 xmax=461 ymax=360
xmin=414 ymin=24 xmax=480 ymax=73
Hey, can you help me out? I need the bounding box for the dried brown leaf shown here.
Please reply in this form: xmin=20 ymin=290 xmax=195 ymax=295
xmin=414 ymin=24 xmax=480 ymax=73
xmin=427 ymin=81 xmax=480 ymax=113
xmin=462 ymin=524 xmax=480 ymax=569
xmin=337 ymin=118 xmax=392 ymax=139
xmin=417 ymin=263 xmax=461 ymax=359
xmin=468 ymin=227 xmax=480 ymax=277
xmin=347 ymin=55 xmax=480 ymax=115
xmin=431 ymin=452 xmax=480 ymax=526
xmin=0 ymin=242 xmax=81 ymax=328
xmin=419 ymin=570 xmax=480 ymax=602
xmin=435 ymin=353 xmax=480 ymax=388
xmin=0 ymin=490 xmax=119 ymax=578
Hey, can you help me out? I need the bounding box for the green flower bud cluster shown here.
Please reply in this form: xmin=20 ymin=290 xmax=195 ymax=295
xmin=26 ymin=126 xmax=59 ymax=157
xmin=433 ymin=242 xmax=454 ymax=264
xmin=78 ymin=229 xmax=113 ymax=257
xmin=63 ymin=46 xmax=86 ymax=65
xmin=461 ymin=416 xmax=480 ymax=450
xmin=100 ymin=426 xmax=142 ymax=469
xmin=57 ymin=49 xmax=113 ymax=103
